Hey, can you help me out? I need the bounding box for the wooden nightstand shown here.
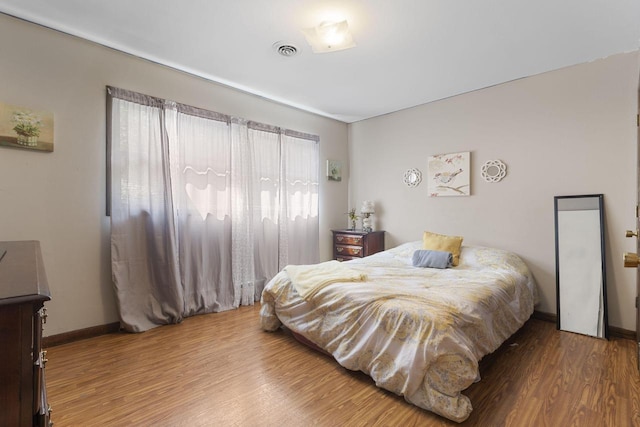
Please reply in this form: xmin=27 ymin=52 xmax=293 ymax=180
xmin=332 ymin=229 xmax=385 ymax=261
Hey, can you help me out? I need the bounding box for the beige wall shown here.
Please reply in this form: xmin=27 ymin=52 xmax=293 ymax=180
xmin=349 ymin=51 xmax=639 ymax=331
xmin=0 ymin=15 xmax=349 ymax=335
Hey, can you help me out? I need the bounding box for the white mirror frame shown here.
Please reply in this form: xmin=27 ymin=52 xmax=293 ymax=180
xmin=481 ymin=159 xmax=507 ymax=182
xmin=403 ymin=168 xmax=422 ymax=187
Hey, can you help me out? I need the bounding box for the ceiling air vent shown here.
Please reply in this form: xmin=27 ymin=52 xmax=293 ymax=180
xmin=273 ymin=41 xmax=299 ymax=57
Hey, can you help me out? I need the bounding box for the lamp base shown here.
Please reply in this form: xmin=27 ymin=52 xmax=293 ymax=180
xmin=362 ymin=215 xmax=373 ymax=232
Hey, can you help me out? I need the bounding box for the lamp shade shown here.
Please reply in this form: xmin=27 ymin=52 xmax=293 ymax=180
xmin=361 ymin=201 xmax=375 ymax=214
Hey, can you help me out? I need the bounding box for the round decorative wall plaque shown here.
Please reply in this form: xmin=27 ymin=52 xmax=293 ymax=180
xmin=403 ymin=168 xmax=422 ymax=187
xmin=481 ymin=160 xmax=507 ymax=183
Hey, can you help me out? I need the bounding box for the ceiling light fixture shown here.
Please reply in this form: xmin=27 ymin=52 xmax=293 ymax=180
xmin=302 ymin=20 xmax=356 ymax=53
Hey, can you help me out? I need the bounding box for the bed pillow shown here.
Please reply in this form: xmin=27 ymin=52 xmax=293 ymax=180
xmin=412 ymin=250 xmax=453 ymax=269
xmin=422 ymin=231 xmax=463 ymax=266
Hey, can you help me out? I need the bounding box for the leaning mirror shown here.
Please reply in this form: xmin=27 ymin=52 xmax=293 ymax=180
xmin=554 ymin=194 xmax=608 ymax=339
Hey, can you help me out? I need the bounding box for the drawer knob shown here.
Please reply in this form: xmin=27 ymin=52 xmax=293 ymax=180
xmin=353 ymin=248 xmax=360 ymax=254
xmin=337 ymin=247 xmax=344 ymax=253
xmin=337 ymin=236 xmax=344 ymax=242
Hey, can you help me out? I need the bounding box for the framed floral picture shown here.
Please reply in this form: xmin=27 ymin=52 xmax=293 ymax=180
xmin=428 ymin=151 xmax=470 ymax=196
xmin=0 ymin=101 xmax=54 ymax=152
xmin=327 ymin=159 xmax=342 ymax=182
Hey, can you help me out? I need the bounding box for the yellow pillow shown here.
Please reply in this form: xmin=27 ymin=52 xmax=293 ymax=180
xmin=422 ymin=231 xmax=463 ymax=266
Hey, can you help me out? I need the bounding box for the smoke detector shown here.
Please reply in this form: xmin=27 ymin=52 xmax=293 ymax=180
xmin=273 ymin=41 xmax=299 ymax=57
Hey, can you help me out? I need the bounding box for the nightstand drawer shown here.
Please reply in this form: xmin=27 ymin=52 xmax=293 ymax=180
xmin=336 ymin=256 xmax=358 ymax=262
xmin=335 ymin=244 xmax=363 ymax=257
xmin=332 ymin=230 xmax=385 ymax=262
xmin=334 ymin=234 xmax=363 ymax=246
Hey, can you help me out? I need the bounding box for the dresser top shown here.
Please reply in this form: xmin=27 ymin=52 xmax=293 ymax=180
xmin=0 ymin=240 xmax=51 ymax=304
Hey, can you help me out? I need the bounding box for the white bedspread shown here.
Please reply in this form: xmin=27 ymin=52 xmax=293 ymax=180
xmin=260 ymin=242 xmax=537 ymax=422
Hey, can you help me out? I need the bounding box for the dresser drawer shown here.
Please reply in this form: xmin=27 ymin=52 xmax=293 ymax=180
xmin=335 ymin=244 xmax=363 ymax=257
xmin=334 ymin=234 xmax=363 ymax=246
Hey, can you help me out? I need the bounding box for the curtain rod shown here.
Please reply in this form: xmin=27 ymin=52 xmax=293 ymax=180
xmin=106 ymin=86 xmax=319 ymax=143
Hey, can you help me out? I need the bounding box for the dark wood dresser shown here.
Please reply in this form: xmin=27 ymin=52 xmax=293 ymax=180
xmin=0 ymin=241 xmax=52 ymax=427
xmin=332 ymin=229 xmax=385 ymax=261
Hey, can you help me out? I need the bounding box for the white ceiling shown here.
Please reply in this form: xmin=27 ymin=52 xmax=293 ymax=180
xmin=1 ymin=0 xmax=638 ymax=123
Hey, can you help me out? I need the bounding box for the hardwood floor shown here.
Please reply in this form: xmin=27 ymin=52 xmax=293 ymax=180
xmin=45 ymin=305 xmax=640 ymax=426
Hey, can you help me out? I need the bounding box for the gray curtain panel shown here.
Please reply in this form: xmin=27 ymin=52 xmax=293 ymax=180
xmin=108 ymin=88 xmax=183 ymax=332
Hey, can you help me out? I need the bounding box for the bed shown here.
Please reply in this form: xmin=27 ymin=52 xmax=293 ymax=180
xmin=259 ymin=241 xmax=538 ymax=422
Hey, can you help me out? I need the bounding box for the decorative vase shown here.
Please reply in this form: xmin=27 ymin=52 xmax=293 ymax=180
xmin=16 ymin=134 xmax=38 ymax=147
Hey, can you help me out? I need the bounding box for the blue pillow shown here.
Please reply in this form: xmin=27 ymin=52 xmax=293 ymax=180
xmin=412 ymin=250 xmax=453 ymax=269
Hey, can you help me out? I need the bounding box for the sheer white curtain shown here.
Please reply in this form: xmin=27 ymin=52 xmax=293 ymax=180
xmin=171 ymin=105 xmax=235 ymax=315
xmin=229 ymin=122 xmax=320 ymax=302
xmin=230 ymin=119 xmax=256 ymax=306
xmin=108 ymin=86 xmax=319 ymax=332
xmin=246 ymin=124 xmax=282 ymax=300
xmin=279 ymin=132 xmax=320 ymax=267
